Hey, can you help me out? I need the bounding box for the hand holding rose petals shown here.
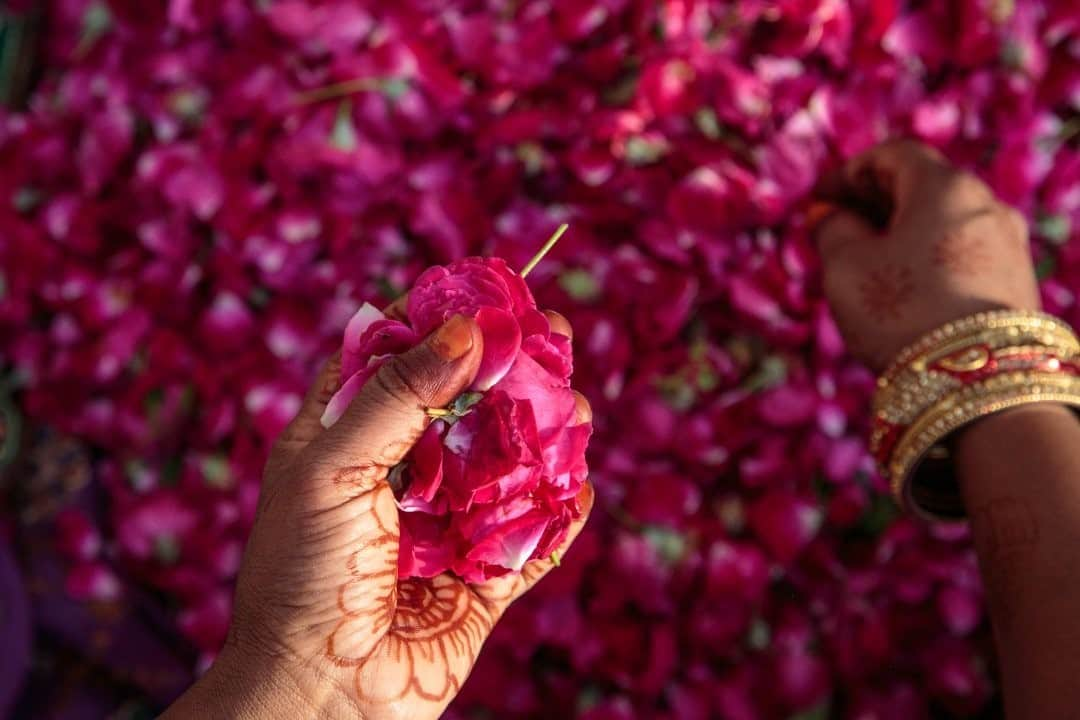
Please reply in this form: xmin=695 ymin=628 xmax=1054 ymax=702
xmin=163 ymin=305 xmax=593 ymax=720
xmin=321 ymin=257 xmax=592 ymax=583
xmin=816 ymin=141 xmax=1042 ymax=370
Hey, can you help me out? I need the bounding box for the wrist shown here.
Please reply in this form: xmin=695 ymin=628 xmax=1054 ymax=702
xmin=163 ymin=645 xmax=332 ymax=720
xmin=956 ymin=402 xmax=1076 ymax=462
xmin=209 ymin=647 xmax=312 ymax=719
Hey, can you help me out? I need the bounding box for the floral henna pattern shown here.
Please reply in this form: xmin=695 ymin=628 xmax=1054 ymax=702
xmin=859 ymin=264 xmax=915 ymax=321
xmin=376 ymin=437 xmax=420 ymax=467
xmin=326 ymin=484 xmax=399 ymax=665
xmin=330 ymin=463 xmax=386 ymax=491
xmin=325 ymin=476 xmax=496 ymax=706
xmin=345 ymin=575 xmax=495 ymax=705
xmin=933 ymin=231 xmax=991 ymax=277
xmin=367 ymin=577 xmax=493 ymax=701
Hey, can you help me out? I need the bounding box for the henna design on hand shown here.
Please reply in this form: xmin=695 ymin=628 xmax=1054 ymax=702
xmin=326 ymin=484 xmax=398 ymax=665
xmin=376 ymin=437 xmax=419 ymax=468
xmin=325 ymin=475 xmax=496 ymax=707
xmin=858 ymin=264 xmax=915 ymax=321
xmin=330 ymin=463 xmax=387 ymax=494
xmin=933 ymin=230 xmax=991 ymax=278
xmin=355 ymin=576 xmax=494 ymax=703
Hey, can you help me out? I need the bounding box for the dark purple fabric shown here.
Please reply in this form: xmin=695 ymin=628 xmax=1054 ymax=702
xmin=5 ymin=430 xmax=195 ymax=717
xmin=18 ymin=537 xmax=193 ymax=706
xmin=0 ymin=538 xmax=31 ymax=718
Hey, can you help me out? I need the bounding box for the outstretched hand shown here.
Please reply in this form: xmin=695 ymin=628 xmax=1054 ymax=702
xmin=163 ymin=310 xmax=592 ymax=720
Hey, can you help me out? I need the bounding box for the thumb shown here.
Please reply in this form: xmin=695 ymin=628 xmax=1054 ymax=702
xmin=303 ymin=314 xmax=484 ymax=482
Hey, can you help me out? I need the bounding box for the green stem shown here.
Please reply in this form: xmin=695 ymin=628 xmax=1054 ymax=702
xmin=519 ymin=223 xmax=569 ymax=278
xmin=294 ymin=77 xmax=382 ymax=105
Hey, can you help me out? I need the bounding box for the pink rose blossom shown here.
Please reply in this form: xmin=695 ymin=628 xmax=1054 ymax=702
xmin=323 ymin=257 xmax=590 ymax=582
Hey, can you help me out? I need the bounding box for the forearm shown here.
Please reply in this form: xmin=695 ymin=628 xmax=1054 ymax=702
xmin=955 ymin=403 xmax=1080 ymax=718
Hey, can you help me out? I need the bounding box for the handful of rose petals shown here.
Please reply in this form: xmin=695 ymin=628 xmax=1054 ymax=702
xmin=321 ymin=257 xmax=592 ymax=582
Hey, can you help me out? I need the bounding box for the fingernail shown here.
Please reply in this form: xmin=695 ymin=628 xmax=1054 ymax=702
xmin=544 ymin=310 xmax=574 ymax=341
xmin=576 ymin=481 xmax=594 ymax=509
xmin=430 ymin=315 xmax=474 ymax=361
xmin=806 ymin=201 xmax=839 ymax=232
xmin=573 ymin=391 xmax=592 ymax=424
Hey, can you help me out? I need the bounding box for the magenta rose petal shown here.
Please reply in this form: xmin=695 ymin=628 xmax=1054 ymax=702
xmin=464 ymin=510 xmax=551 ymax=577
xmin=64 ymin=561 xmax=122 ymax=602
xmin=533 ymin=513 xmax=572 ymax=559
xmin=518 ymin=308 xmax=552 ymax=339
xmin=522 ymin=331 xmax=574 ymax=381
xmin=456 ymin=491 xmax=536 ymax=538
xmin=320 ymin=363 xmax=382 ymax=429
xmin=543 ymin=424 xmax=592 ymax=490
xmin=497 ymin=353 xmax=576 ymax=435
xmin=398 ymin=512 xmax=456 ymax=579
xmin=342 ymin=302 xmax=385 ymax=355
xmin=747 ymin=491 xmax=823 ymax=564
xmin=482 ymin=464 xmax=543 ymax=503
xmin=344 ymin=318 xmax=417 ymax=379
xmin=473 ymin=306 xmax=523 ymax=391
xmin=400 ymin=421 xmax=446 ymax=509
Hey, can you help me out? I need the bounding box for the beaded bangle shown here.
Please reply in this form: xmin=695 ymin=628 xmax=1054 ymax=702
xmin=871 ymin=310 xmax=1080 ymax=520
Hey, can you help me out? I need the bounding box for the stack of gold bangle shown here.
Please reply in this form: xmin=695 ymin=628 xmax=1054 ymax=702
xmin=870 ymin=310 xmax=1080 ymax=520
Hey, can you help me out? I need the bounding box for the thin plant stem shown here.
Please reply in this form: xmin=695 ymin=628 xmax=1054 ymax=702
xmin=519 ymin=223 xmax=569 ymax=278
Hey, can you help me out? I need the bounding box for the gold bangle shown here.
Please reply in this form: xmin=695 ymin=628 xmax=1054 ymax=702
xmin=889 ymin=371 xmax=1080 ymax=519
xmin=871 ymin=310 xmax=1080 ymax=520
xmin=880 ymin=310 xmax=1078 ymax=383
xmin=874 ymin=345 xmax=1072 ymax=427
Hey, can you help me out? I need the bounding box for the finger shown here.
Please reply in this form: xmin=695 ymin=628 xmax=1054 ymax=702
xmin=544 ymin=309 xmax=573 ymax=341
xmin=303 ymin=315 xmax=484 ymax=479
xmin=472 ymin=481 xmax=595 ymax=614
xmin=265 ymin=349 xmax=342 ymax=477
xmin=815 ymin=207 xmax=879 ymax=261
xmin=845 ymin=139 xmax=948 ymax=217
xmin=383 ymin=294 xmax=409 ymax=321
xmin=571 ymin=389 xmax=592 ymax=425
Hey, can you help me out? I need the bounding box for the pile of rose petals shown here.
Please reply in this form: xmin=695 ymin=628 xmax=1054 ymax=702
xmin=1 ymin=0 xmax=1076 ymax=716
